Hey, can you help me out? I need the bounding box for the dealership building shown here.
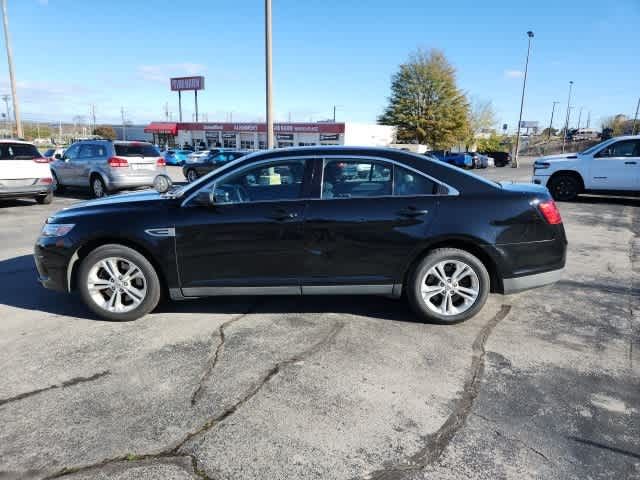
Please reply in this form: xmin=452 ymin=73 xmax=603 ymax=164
xmin=143 ymin=121 xmax=396 ymax=150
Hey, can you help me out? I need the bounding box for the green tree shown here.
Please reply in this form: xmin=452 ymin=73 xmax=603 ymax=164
xmin=93 ymin=125 xmax=117 ymax=140
xmin=476 ymin=134 xmax=504 ymax=152
xmin=378 ymin=49 xmax=469 ymax=149
xmin=22 ymin=123 xmax=52 ymax=140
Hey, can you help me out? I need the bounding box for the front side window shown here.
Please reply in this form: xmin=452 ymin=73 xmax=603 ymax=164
xmin=322 ymin=159 xmax=392 ymax=199
xmin=596 ymin=140 xmax=640 ymax=158
xmin=63 ymin=144 xmax=80 ymax=160
xmin=197 ymin=159 xmax=308 ymax=205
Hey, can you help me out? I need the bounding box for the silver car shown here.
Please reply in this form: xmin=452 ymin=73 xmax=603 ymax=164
xmin=50 ymin=140 xmax=167 ymax=197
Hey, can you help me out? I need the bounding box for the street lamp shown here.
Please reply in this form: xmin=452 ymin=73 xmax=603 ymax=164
xmin=0 ymin=0 xmax=21 ymax=138
xmin=513 ymin=30 xmax=534 ymax=168
xmin=548 ymin=101 xmax=560 ymax=140
xmin=562 ymin=81 xmax=574 ymax=153
xmin=265 ymin=0 xmax=274 ymax=149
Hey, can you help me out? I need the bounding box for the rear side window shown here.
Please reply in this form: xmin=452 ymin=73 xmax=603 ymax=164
xmin=394 ymin=165 xmax=437 ymax=195
xmin=114 ymin=143 xmax=160 ymax=157
xmin=322 ymin=159 xmax=392 ymax=199
xmin=0 ymin=143 xmax=41 ymax=160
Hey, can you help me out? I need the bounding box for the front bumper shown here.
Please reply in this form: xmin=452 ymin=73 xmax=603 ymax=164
xmin=532 ymin=173 xmax=550 ymax=186
xmin=503 ymin=267 xmax=563 ymax=294
xmin=34 ymin=237 xmax=75 ymax=292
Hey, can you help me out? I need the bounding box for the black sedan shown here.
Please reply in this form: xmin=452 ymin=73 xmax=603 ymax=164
xmin=34 ymin=146 xmax=567 ymax=323
xmin=182 ymin=150 xmax=247 ymax=183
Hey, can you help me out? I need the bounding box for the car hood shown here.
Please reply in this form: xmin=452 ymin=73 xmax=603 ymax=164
xmin=57 ymin=191 xmax=167 ymax=218
xmin=535 ymin=153 xmax=580 ymax=163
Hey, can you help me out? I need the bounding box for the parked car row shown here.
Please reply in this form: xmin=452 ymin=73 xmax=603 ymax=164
xmin=183 ymin=149 xmax=248 ymax=182
xmin=0 ymin=140 xmax=54 ymax=204
xmin=426 ymin=150 xmax=511 ymax=169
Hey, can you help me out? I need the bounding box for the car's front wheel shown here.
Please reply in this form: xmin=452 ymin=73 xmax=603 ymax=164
xmin=78 ymin=244 xmax=161 ymax=321
xmin=548 ymin=174 xmax=581 ymax=201
xmin=407 ymin=248 xmax=490 ymax=324
xmin=186 ymin=169 xmax=198 ymax=183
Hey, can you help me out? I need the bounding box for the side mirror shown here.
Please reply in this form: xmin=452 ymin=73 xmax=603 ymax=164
xmin=153 ymin=174 xmax=172 ymax=193
xmin=54 ymin=153 xmax=62 ymax=160
xmin=212 ymin=188 xmax=230 ymax=204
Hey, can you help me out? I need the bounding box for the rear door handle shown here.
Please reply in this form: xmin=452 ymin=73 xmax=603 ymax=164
xmin=397 ymin=207 xmax=429 ymax=218
xmin=624 ymin=161 xmax=637 ymax=165
xmin=267 ymin=209 xmax=298 ymax=221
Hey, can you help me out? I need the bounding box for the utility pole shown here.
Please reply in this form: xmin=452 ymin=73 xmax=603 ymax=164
xmin=333 ymin=105 xmax=336 ymax=122
xmin=89 ymin=104 xmax=96 ymax=134
xmin=164 ymin=102 xmax=169 ymax=121
xmin=576 ymin=107 xmax=583 ymax=131
xmin=562 ymin=81 xmax=574 ymax=153
xmin=587 ymin=111 xmax=591 ymax=129
xmin=513 ymin=30 xmax=534 ymax=168
xmin=548 ymin=101 xmax=560 ymax=140
xmin=632 ymin=97 xmax=640 ymax=135
xmin=265 ymin=0 xmax=274 ymax=149
xmin=1 ymin=0 xmax=21 ymax=138
xmin=1 ymin=94 xmax=9 ymax=137
xmin=120 ymin=107 xmax=126 ymax=141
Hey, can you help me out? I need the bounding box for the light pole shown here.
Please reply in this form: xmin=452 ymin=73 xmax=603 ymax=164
xmin=576 ymin=107 xmax=583 ymax=131
xmin=0 ymin=0 xmax=21 ymax=138
xmin=562 ymin=81 xmax=574 ymax=153
xmin=632 ymin=97 xmax=640 ymax=135
xmin=513 ymin=30 xmax=534 ymax=168
xmin=548 ymin=101 xmax=560 ymax=140
xmin=265 ymin=0 xmax=274 ymax=149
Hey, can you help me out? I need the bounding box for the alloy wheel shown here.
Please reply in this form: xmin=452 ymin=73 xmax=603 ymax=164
xmin=86 ymin=257 xmax=147 ymax=313
xmin=421 ymin=260 xmax=479 ymax=316
xmin=187 ymin=169 xmax=198 ymax=183
xmin=93 ymin=178 xmax=105 ymax=197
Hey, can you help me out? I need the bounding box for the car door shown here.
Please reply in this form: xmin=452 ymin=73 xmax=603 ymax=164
xmin=588 ymin=139 xmax=639 ymax=191
xmin=301 ymin=157 xmax=441 ymax=294
xmin=74 ymin=143 xmax=100 ymax=185
xmin=54 ymin=143 xmax=80 ymax=185
xmin=175 ymin=157 xmax=315 ymax=294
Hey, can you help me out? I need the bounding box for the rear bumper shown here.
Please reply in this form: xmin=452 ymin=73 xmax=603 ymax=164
xmin=503 ymin=267 xmax=563 ymax=294
xmin=0 ymin=185 xmax=52 ymax=198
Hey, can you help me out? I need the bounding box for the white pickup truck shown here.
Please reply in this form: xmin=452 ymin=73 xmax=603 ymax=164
xmin=532 ymin=135 xmax=640 ymax=201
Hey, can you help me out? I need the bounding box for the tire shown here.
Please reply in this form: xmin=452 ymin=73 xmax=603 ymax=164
xmin=406 ymin=248 xmax=490 ymax=324
xmin=52 ymin=172 xmax=65 ymax=193
xmin=91 ymin=175 xmax=108 ymax=198
xmin=35 ymin=191 xmax=53 ymax=204
xmin=548 ymin=174 xmax=581 ymax=201
xmin=186 ymin=169 xmax=198 ymax=183
xmin=78 ymin=244 xmax=161 ymax=321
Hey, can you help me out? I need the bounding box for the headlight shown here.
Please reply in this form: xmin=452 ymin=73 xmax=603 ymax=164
xmin=534 ymin=162 xmax=550 ymax=170
xmin=41 ymin=223 xmax=75 ymax=237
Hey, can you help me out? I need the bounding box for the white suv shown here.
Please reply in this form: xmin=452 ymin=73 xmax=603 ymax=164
xmin=532 ymin=136 xmax=640 ymax=201
xmin=0 ymin=140 xmax=54 ymax=204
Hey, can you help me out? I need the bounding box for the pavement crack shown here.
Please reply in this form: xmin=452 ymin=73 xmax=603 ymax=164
xmin=190 ymin=302 xmax=258 ymax=407
xmin=42 ymin=322 xmax=344 ymax=479
xmin=369 ymin=304 xmax=512 ymax=479
xmin=493 ymin=429 xmax=550 ymax=462
xmin=0 ymin=370 xmax=110 ymax=408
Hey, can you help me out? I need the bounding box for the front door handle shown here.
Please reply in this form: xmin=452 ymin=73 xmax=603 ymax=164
xmin=267 ymin=209 xmax=298 ymax=221
xmin=397 ymin=207 xmax=428 ymax=218
xmin=624 ymin=161 xmax=637 ymax=165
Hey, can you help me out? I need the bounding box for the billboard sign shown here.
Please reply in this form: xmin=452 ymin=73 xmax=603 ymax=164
xmin=170 ymin=76 xmax=205 ymax=91
xmin=519 ymin=121 xmax=539 ymax=129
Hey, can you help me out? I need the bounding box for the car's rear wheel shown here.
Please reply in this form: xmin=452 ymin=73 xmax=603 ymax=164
xmin=407 ymin=248 xmax=490 ymax=324
xmin=78 ymin=244 xmax=161 ymax=321
xmin=91 ymin=175 xmax=107 ymax=198
xmin=186 ymin=169 xmax=198 ymax=183
xmin=35 ymin=191 xmax=53 ymax=204
xmin=548 ymin=174 xmax=580 ymax=201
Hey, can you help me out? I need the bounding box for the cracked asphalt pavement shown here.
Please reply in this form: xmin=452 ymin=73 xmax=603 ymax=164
xmin=0 ymin=159 xmax=638 ymax=479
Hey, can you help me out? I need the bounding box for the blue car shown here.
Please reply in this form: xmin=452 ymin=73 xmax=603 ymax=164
xmin=426 ymin=151 xmax=474 ymax=169
xmin=162 ymin=149 xmax=191 ymax=166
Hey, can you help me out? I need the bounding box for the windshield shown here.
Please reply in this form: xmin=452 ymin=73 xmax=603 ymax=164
xmin=0 ymin=143 xmax=42 ymax=160
xmin=115 ymin=143 xmax=160 ymax=157
xmin=579 ymin=139 xmax=610 ymax=156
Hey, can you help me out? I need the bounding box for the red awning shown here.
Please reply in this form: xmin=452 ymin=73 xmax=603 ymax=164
xmin=144 ymin=122 xmax=178 ymax=135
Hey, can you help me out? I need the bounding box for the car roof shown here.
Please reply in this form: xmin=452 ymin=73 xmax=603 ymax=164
xmin=0 ymin=139 xmax=35 ymax=145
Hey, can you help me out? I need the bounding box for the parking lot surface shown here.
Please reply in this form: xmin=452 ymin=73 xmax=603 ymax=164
xmin=0 ymin=158 xmax=638 ymax=479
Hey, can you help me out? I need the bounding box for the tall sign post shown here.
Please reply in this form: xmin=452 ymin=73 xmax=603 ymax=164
xmin=170 ymin=76 xmax=205 ymax=123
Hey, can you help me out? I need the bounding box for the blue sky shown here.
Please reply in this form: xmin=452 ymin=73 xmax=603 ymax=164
xmin=2 ymin=0 xmax=639 ymax=131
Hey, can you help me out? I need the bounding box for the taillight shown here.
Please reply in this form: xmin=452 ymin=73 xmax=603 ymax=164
xmin=38 ymin=177 xmax=53 ymax=184
xmin=108 ymin=156 xmax=129 ymax=168
xmin=156 ymin=157 xmax=166 ymax=167
xmin=33 ymin=157 xmax=49 ymax=163
xmin=538 ymin=200 xmax=562 ymax=224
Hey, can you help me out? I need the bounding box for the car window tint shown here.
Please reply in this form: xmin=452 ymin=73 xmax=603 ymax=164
xmin=599 ymin=140 xmax=640 ymax=158
xmin=322 ymin=159 xmax=392 ymax=199
xmin=212 ymin=159 xmax=307 ymax=204
xmin=393 ymin=165 xmax=437 ymax=195
xmin=64 ymin=144 xmax=80 ymax=159
xmin=0 ymin=143 xmax=41 ymax=160
xmin=114 ymin=143 xmax=160 ymax=157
